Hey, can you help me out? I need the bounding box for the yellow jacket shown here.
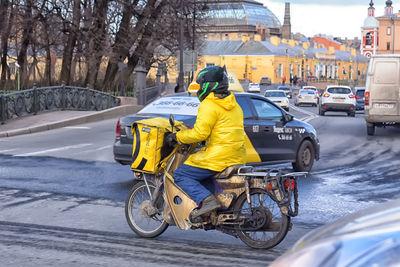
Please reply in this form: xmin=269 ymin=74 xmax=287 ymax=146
xmin=176 ymin=92 xmax=246 ymax=172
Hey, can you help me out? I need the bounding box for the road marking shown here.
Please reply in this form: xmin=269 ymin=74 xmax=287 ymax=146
xmin=0 ymin=149 xmax=16 ymax=154
xmin=80 ymin=145 xmax=113 ymax=153
xmin=63 ymin=126 xmax=91 ymax=130
xmin=289 ymin=104 xmax=319 ymax=123
xmin=290 ymin=104 xmax=316 ymax=117
xmin=14 ymin=143 xmax=92 ymax=157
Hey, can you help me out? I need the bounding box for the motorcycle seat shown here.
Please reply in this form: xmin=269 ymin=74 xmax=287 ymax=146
xmin=212 ymin=165 xmax=247 ymax=179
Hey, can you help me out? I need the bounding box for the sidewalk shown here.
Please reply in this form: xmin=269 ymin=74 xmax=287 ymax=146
xmin=0 ymin=105 xmax=142 ymax=138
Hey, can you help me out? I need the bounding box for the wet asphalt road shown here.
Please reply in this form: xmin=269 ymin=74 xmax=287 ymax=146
xmin=1 ymin=102 xmax=400 ymax=266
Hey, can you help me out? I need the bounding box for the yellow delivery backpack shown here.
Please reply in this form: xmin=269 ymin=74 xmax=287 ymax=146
xmin=130 ymin=117 xmax=186 ymax=174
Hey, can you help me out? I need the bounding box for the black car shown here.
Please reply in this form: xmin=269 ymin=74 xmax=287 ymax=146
xmin=113 ymin=93 xmax=320 ymax=172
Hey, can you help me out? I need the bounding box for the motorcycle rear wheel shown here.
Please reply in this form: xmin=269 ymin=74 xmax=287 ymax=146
xmin=125 ymin=180 xmax=168 ymax=238
xmin=233 ymin=188 xmax=290 ymax=249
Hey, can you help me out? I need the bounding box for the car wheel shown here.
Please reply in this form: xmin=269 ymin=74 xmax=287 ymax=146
xmin=367 ymin=123 xmax=375 ymax=136
xmin=350 ymin=112 xmax=355 ymax=117
xmin=292 ymin=140 xmax=315 ymax=172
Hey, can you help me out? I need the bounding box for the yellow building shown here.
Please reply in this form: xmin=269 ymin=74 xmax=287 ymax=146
xmin=156 ymin=35 xmax=369 ymax=86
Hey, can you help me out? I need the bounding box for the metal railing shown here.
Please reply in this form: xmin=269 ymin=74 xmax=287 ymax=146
xmin=0 ymin=84 xmax=120 ymax=124
xmin=135 ymin=85 xmax=162 ymax=106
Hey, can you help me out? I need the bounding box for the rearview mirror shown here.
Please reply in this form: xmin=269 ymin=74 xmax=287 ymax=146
xmin=169 ymin=114 xmax=175 ymax=131
xmin=283 ymin=113 xmax=294 ymax=123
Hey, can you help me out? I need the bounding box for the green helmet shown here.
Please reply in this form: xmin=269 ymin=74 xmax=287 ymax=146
xmin=196 ymin=65 xmax=229 ymax=101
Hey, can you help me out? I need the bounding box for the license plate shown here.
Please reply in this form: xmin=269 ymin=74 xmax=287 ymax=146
xmin=333 ymin=98 xmax=344 ymax=103
xmin=374 ymin=103 xmax=395 ymax=109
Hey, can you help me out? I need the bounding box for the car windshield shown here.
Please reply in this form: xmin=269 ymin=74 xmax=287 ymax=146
xmin=327 ymin=87 xmax=351 ymax=94
xmin=303 ymin=87 xmax=316 ymax=91
xmin=250 ymin=83 xmax=259 ymax=86
xmin=265 ymin=91 xmax=286 ymax=97
xmin=138 ymin=96 xmax=200 ymax=116
xmin=278 ymin=87 xmax=290 ymax=91
xmin=299 ymin=90 xmax=316 ymax=95
xmin=356 ymin=90 xmax=365 ymax=97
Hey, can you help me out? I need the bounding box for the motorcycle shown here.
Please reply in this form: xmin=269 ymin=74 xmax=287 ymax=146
xmin=125 ymin=115 xmax=306 ymax=249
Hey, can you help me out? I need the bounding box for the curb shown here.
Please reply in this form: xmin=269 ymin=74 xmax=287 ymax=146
xmin=0 ymin=105 xmax=143 ymax=138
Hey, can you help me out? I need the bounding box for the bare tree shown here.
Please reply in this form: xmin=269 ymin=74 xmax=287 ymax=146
xmin=84 ymin=0 xmax=110 ymax=87
xmin=0 ymin=0 xmax=13 ymax=86
xmin=59 ymin=0 xmax=81 ymax=84
xmin=102 ymin=0 xmax=138 ymax=91
xmin=16 ymin=0 xmax=35 ymax=88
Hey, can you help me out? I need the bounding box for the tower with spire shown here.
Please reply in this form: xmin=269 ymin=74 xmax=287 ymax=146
xmin=384 ymin=0 xmax=393 ymax=16
xmin=281 ymin=2 xmax=291 ymax=39
xmin=361 ymin=0 xmax=379 ymax=57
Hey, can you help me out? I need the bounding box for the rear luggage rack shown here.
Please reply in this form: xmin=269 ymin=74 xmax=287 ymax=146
xmin=237 ymin=166 xmax=307 ymax=178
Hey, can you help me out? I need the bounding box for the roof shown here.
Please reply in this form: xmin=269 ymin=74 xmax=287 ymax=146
xmin=203 ymin=0 xmax=281 ymax=28
xmin=199 ymin=41 xmax=243 ymax=55
xmin=363 ymin=16 xmax=379 ymax=28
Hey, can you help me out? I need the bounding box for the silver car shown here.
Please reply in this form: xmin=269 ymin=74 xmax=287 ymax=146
xmin=295 ymin=89 xmax=319 ymax=107
xmin=270 ymin=199 xmax=400 ymax=267
xmin=265 ymin=90 xmax=289 ymax=111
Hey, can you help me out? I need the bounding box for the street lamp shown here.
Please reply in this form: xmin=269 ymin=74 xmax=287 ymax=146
xmin=15 ymin=62 xmax=21 ymax=91
xmin=178 ymin=0 xmax=184 ymax=92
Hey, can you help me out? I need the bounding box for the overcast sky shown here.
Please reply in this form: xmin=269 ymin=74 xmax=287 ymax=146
xmin=259 ymin=0 xmax=390 ymax=39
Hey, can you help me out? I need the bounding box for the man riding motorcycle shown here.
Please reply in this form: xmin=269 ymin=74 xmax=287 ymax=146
xmin=167 ymin=65 xmax=246 ymax=221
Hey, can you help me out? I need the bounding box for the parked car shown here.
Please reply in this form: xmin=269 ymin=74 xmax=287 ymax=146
xmin=248 ymin=83 xmax=261 ymax=93
xmin=277 ymin=86 xmax=293 ymax=98
xmin=259 ymin=77 xmax=271 ymax=86
xmin=295 ymin=89 xmax=319 ymax=107
xmin=264 ymin=90 xmax=289 ymax=111
xmin=319 ymin=85 xmax=356 ymax=117
xmin=354 ymin=86 xmax=365 ymax=111
xmin=365 ymin=54 xmax=400 ymax=136
xmin=270 ymin=198 xmax=400 ymax=267
xmin=114 ymin=93 xmax=320 ymax=172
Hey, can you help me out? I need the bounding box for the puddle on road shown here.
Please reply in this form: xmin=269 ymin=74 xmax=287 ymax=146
xmin=299 ymin=145 xmax=400 ymax=225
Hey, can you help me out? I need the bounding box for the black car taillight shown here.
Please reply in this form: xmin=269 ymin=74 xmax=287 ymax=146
xmin=116 ymin=120 xmax=121 ymax=137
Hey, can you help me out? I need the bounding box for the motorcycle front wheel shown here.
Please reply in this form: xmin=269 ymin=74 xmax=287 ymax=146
xmin=233 ymin=188 xmax=290 ymax=249
xmin=125 ymin=180 xmax=168 ymax=238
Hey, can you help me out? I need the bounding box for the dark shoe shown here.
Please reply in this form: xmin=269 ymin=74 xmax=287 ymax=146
xmin=190 ymin=195 xmax=221 ymax=220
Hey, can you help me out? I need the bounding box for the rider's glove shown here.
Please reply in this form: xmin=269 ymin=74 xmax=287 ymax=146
xmin=166 ymin=133 xmax=178 ymax=146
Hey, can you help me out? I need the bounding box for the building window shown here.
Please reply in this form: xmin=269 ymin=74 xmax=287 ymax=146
xmin=278 ymin=63 xmax=283 ymax=78
xmin=387 ymin=42 xmax=391 ymax=51
xmin=366 ymin=33 xmax=372 ymax=45
xmin=387 ymin=27 xmax=391 ymax=35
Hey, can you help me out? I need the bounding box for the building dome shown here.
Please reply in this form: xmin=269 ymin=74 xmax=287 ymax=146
xmin=363 ymin=16 xmax=379 ymax=28
xmin=204 ymin=0 xmax=281 ymax=29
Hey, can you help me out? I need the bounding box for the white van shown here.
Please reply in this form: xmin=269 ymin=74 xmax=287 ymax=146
xmin=365 ymin=54 xmax=400 ymax=135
